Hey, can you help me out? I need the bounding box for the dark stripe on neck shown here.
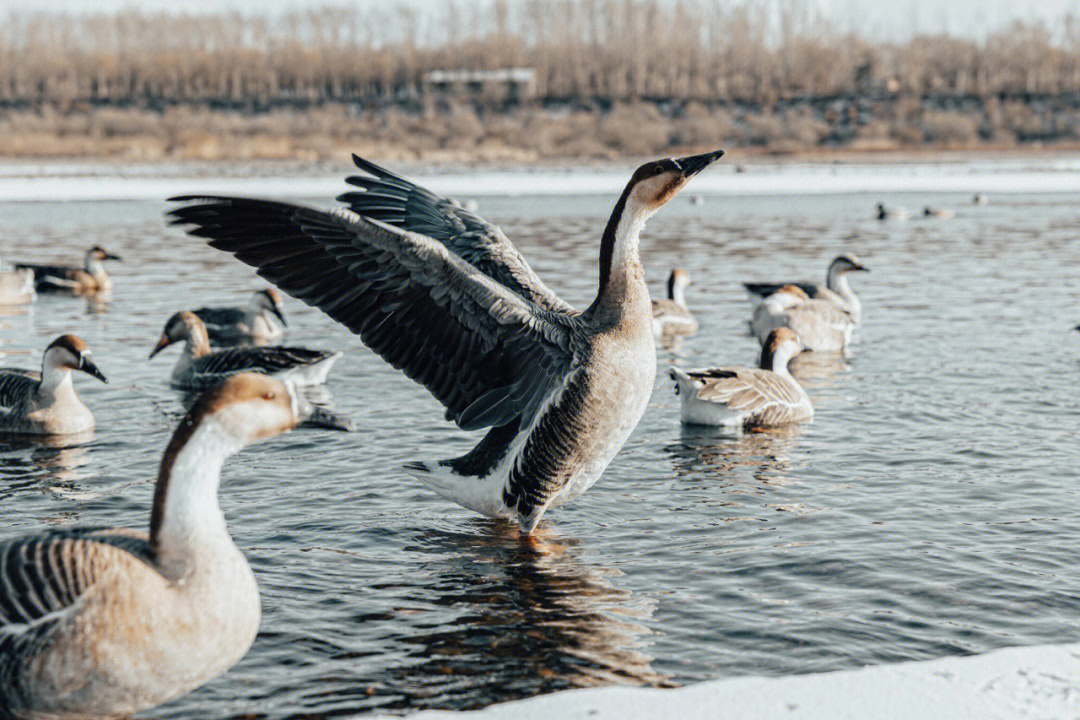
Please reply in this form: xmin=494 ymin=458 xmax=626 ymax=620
xmin=149 ymin=414 xmax=202 ymax=553
xmin=595 ymin=183 xmax=634 ymax=299
xmin=759 ymin=344 xmax=776 ymax=370
xmin=667 ymin=273 xmax=676 ymax=300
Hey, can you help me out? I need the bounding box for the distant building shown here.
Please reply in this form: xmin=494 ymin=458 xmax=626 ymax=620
xmin=422 ymin=68 xmax=536 ymax=102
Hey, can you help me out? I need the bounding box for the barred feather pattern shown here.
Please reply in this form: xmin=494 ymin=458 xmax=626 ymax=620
xmin=0 ymin=527 xmax=150 ymax=711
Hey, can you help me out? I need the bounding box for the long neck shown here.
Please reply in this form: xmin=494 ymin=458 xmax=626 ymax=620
xmin=183 ymin=324 xmax=212 ymax=359
xmin=827 ymin=270 xmax=859 ymax=318
xmin=591 ymin=187 xmax=648 ymax=311
xmin=37 ymin=355 xmax=76 ymax=400
xmin=85 ymin=255 xmax=106 ymax=278
xmin=150 ymin=418 xmax=239 ymax=577
xmin=760 ymin=345 xmax=797 ymax=377
xmin=668 ymin=278 xmax=686 ymax=307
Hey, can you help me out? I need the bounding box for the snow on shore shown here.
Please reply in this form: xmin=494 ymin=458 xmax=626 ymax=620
xmin=397 ymin=643 xmax=1080 ymax=720
xmin=2 ymin=158 xmax=1080 ymax=201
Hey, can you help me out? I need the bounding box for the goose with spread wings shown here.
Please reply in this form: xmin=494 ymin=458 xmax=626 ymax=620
xmin=168 ymin=150 xmax=724 ymax=533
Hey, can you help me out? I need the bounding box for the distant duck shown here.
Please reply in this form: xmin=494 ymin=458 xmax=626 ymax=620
xmin=923 ymin=206 xmax=954 ymax=218
xmin=876 ymin=202 xmax=909 ymax=221
xmin=752 ymin=285 xmax=854 ymax=352
xmin=670 ymin=328 xmax=812 ymax=428
xmin=0 ymin=373 xmax=298 ymax=718
xmin=16 ymin=245 xmax=122 ymax=294
xmin=0 ymin=334 xmax=107 ymax=435
xmin=149 ymin=311 xmax=341 ymax=390
xmin=652 ymin=268 xmax=698 ymax=339
xmin=194 ymin=288 xmax=287 ymax=345
xmin=689 ymin=194 xmax=705 ymax=207
xmin=743 ymin=253 xmax=868 ymax=323
xmin=973 ymin=193 xmax=988 ymax=205
xmin=0 ymin=257 xmax=35 ymax=305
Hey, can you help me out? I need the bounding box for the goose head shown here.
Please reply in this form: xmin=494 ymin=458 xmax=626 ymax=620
xmin=625 ymin=150 xmax=724 ymax=218
xmin=43 ymin=334 xmax=107 ymax=383
xmin=760 ymin=327 xmax=806 ymax=371
xmin=150 ymin=311 xmax=210 ymax=358
xmin=830 ymin=254 xmax=868 ymax=274
xmin=255 ymin=287 xmax=287 ymax=326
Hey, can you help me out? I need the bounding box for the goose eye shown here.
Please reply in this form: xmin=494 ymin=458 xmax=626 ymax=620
xmin=263 ymin=391 xmax=275 ymax=401
xmin=654 ymin=165 xmax=665 ymax=176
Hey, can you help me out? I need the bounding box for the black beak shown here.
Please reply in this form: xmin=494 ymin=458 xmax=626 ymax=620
xmin=80 ymin=357 xmax=108 ymax=384
xmin=674 ymin=149 xmax=725 ymax=178
xmin=272 ymin=304 xmax=288 ymax=327
xmin=149 ymin=334 xmax=172 ymax=359
xmin=856 ymin=264 xmax=869 ymax=272
xmin=104 ymin=252 xmax=122 ymax=261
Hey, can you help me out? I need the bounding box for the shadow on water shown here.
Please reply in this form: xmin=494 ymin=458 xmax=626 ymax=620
xmin=665 ymin=424 xmax=803 ymax=488
xmin=391 ymin=523 xmax=672 ymax=708
xmin=233 ymin=521 xmax=670 ymax=719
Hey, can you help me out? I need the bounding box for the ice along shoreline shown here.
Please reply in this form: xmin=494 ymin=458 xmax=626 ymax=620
xmin=395 ymin=642 xmax=1080 ymax=720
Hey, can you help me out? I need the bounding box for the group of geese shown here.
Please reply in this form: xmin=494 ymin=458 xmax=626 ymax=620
xmin=1 ymin=149 xmax=869 ymax=718
xmin=655 ymin=253 xmax=868 ymax=429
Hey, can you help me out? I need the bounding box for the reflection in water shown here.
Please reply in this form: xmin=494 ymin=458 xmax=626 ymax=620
xmin=789 ymin=350 xmax=850 ymax=385
xmin=390 ymin=523 xmax=670 ymax=710
xmin=0 ymin=432 xmax=95 ymax=498
xmin=666 ymin=424 xmax=803 ymax=488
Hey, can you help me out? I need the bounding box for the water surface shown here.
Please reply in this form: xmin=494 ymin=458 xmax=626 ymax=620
xmin=1 ymin=174 xmax=1079 ymax=717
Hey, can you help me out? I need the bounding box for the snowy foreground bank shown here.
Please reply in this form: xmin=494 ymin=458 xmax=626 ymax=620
xmin=397 ymin=643 xmax=1080 ymax=720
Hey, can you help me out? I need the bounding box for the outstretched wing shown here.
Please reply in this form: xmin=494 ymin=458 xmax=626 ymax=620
xmin=337 ymin=156 xmax=576 ymax=315
xmin=167 ymin=197 xmax=578 ymax=431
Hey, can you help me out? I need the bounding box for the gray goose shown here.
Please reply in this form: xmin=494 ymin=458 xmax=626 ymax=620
xmin=194 ymin=287 xmax=288 ymax=345
xmin=743 ymin=254 xmax=868 ymax=323
xmin=670 ymin=327 xmax=812 ymax=428
xmin=0 ymin=335 xmax=107 ymax=435
xmin=16 ymin=245 xmax=121 ymax=294
xmin=167 ymin=150 xmax=724 ymax=533
xmin=752 ymin=285 xmax=854 ymax=352
xmin=651 ymin=268 xmax=698 ymax=339
xmin=0 ymin=373 xmax=298 ymax=718
xmin=149 ymin=311 xmax=340 ymax=391
xmin=0 ymin=258 xmax=35 ymax=305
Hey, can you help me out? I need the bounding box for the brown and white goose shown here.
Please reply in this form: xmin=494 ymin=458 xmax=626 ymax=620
xmin=652 ymin=268 xmax=698 ymax=339
xmin=670 ymin=328 xmax=812 ymax=428
xmin=167 ymin=150 xmax=724 ymax=533
xmin=149 ymin=311 xmax=340 ymax=390
xmin=0 ymin=373 xmax=298 ymax=719
xmin=743 ymin=254 xmax=868 ymax=323
xmin=0 ymin=335 xmax=107 ymax=435
xmin=194 ymin=287 xmax=288 ymax=345
xmin=752 ymin=285 xmax=854 ymax=352
xmin=16 ymin=245 xmax=122 ymax=294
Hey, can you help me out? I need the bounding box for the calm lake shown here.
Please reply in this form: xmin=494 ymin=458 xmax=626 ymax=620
xmin=1 ymin=160 xmax=1079 ymax=718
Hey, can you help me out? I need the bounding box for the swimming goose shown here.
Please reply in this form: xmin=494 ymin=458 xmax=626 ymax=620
xmin=670 ymin=328 xmax=811 ymax=428
xmin=0 ymin=257 xmax=35 ymax=305
xmin=0 ymin=335 xmax=107 ymax=435
xmin=194 ymin=288 xmax=288 ymax=345
xmin=16 ymin=245 xmax=121 ymax=294
xmin=743 ymin=254 xmax=868 ymax=323
xmin=752 ymin=285 xmax=854 ymax=352
xmin=0 ymin=373 xmax=298 ymax=718
xmin=167 ymin=149 xmax=724 ymax=533
xmin=652 ymin=268 xmax=698 ymax=339
xmin=876 ymin=202 xmax=909 ymax=221
xmin=923 ymin=205 xmax=955 ymax=218
xmin=149 ymin=311 xmax=340 ymax=390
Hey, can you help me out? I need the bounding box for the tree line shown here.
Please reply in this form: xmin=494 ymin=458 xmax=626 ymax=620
xmin=3 ymin=1 xmax=1080 ymax=108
